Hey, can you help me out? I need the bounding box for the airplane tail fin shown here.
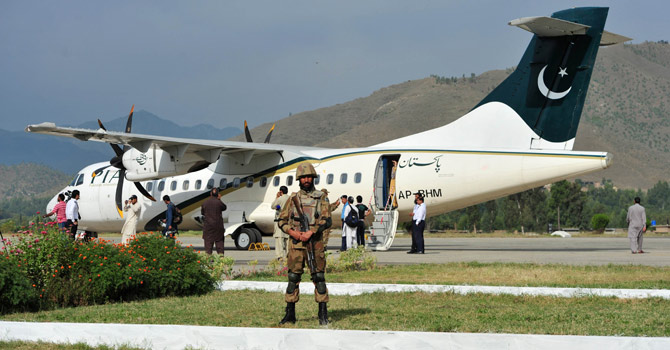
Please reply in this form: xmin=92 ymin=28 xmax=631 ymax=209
xmin=376 ymin=7 xmax=630 ymax=151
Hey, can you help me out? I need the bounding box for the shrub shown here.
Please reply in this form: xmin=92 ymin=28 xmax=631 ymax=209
xmin=4 ymin=222 xmax=215 ymax=309
xmin=327 ymin=246 xmax=377 ymax=272
xmin=199 ymin=253 xmax=235 ymax=281
xmin=0 ymin=254 xmax=38 ymax=313
xmin=591 ymin=214 xmax=610 ymax=233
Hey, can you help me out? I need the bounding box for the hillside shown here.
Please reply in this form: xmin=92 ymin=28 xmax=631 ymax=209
xmin=239 ymin=42 xmax=670 ymax=189
xmin=0 ymin=163 xmax=71 ymax=199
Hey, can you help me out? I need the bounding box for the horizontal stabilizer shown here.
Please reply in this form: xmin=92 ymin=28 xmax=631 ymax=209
xmin=509 ymin=16 xmax=590 ymax=36
xmin=600 ymin=30 xmax=632 ymax=46
xmin=509 ymin=16 xmax=631 ymax=46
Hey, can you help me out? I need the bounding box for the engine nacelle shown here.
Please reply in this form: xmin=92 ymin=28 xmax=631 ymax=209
xmin=122 ymin=146 xmax=214 ymax=181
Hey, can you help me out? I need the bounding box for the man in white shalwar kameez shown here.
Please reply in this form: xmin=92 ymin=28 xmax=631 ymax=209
xmin=121 ymin=195 xmax=141 ymax=244
xmin=342 ymin=196 xmax=358 ymax=250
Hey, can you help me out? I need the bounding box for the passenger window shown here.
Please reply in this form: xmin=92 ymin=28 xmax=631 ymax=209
xmin=314 ymin=175 xmax=320 ymax=185
xmin=233 ymin=177 xmax=240 ymax=188
xmin=207 ymin=179 xmax=214 ymax=189
xmin=326 ymin=174 xmax=334 ymax=185
xmin=158 ymin=181 xmax=165 ymax=192
xmin=340 ymin=173 xmax=347 ymax=184
xmin=170 ymin=181 xmax=177 ymax=191
xmin=182 ymin=180 xmax=189 ymax=190
xmin=246 ymin=177 xmax=254 ymax=188
xmin=76 ymin=174 xmax=84 ymax=186
xmin=195 ymin=180 xmax=202 ymax=190
xmin=146 ymin=182 xmax=153 ymax=192
xmin=260 ymin=177 xmax=267 ymax=187
xmin=287 ymin=175 xmax=293 ymax=186
xmin=273 ymin=176 xmax=280 ymax=187
xmin=220 ymin=178 xmax=227 ymax=188
xmin=354 ymin=172 xmax=362 ymax=183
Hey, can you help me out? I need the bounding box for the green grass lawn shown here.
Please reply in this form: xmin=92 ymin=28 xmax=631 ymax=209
xmin=3 ymin=290 xmax=668 ymax=337
xmin=239 ymin=262 xmax=670 ymax=289
xmin=2 ymin=262 xmax=670 ymax=337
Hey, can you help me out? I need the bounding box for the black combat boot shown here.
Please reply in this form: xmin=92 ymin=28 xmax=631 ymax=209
xmin=318 ymin=302 xmax=329 ymax=325
xmin=279 ymin=302 xmax=296 ymax=324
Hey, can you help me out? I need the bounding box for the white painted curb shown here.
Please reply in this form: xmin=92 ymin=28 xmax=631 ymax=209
xmin=218 ymin=281 xmax=670 ymax=299
xmin=2 ymin=321 xmax=669 ymax=350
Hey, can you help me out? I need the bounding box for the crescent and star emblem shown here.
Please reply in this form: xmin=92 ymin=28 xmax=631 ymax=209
xmin=537 ymin=65 xmax=571 ymax=100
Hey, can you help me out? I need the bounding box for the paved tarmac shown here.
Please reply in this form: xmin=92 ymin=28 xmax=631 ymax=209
xmin=106 ymin=232 xmax=670 ymax=267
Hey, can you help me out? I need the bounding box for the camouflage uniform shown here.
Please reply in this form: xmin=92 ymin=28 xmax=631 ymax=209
xmin=278 ymin=188 xmax=331 ymax=303
xmin=278 ymin=162 xmax=332 ymax=325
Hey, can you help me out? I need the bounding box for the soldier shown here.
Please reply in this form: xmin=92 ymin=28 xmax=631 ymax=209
xmin=278 ymin=162 xmax=332 ymax=325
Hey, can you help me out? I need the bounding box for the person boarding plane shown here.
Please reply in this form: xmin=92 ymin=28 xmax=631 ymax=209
xmin=28 ymin=7 xmax=629 ymax=250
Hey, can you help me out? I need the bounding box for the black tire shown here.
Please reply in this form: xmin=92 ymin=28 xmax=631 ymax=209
xmin=234 ymin=228 xmax=254 ymax=250
xmin=249 ymin=228 xmax=262 ymax=243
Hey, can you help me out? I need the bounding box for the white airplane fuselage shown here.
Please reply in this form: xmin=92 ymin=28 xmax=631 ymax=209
xmin=48 ymin=145 xmax=610 ymax=235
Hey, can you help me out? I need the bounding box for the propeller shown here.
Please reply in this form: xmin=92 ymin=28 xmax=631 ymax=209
xmin=96 ymin=105 xmax=156 ymax=217
xmin=243 ymin=120 xmax=276 ymax=144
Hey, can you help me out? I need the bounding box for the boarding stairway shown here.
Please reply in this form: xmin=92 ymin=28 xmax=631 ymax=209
xmin=366 ymin=210 xmax=399 ymax=251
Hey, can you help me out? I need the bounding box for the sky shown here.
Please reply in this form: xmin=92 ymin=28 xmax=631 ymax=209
xmin=1 ymin=0 xmax=668 ymax=132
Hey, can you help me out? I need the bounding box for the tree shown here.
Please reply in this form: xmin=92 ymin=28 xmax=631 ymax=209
xmin=548 ymin=180 xmax=587 ymax=229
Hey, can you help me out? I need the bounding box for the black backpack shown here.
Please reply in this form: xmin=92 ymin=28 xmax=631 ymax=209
xmin=171 ymin=204 xmax=183 ymax=225
xmin=344 ymin=207 xmax=359 ymax=228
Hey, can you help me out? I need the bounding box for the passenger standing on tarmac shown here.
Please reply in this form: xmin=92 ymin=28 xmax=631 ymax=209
xmin=355 ymin=195 xmax=371 ymax=247
xmin=407 ymin=192 xmax=420 ymax=253
xmin=321 ymin=188 xmax=340 ymax=250
xmin=65 ymin=190 xmax=80 ymax=240
xmin=342 ymin=196 xmax=358 ymax=250
xmin=43 ymin=193 xmax=67 ymax=231
xmin=627 ymin=197 xmax=647 ymax=254
xmin=162 ymin=195 xmax=178 ymax=238
xmin=121 ymin=195 xmax=140 ymax=244
xmin=201 ymin=188 xmax=227 ymax=255
xmin=278 ymin=162 xmax=332 ymax=325
xmin=271 ymin=186 xmax=290 ymax=259
xmin=339 ymin=195 xmax=348 ymax=251
xmin=410 ymin=195 xmax=427 ymax=254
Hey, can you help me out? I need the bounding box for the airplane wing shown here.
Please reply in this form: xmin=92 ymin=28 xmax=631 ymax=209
xmin=25 ymin=122 xmax=319 ymax=165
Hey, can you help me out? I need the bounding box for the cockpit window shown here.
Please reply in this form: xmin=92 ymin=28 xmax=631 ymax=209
xmin=69 ymin=175 xmax=78 ymax=186
xmin=75 ymin=174 xmax=84 ymax=186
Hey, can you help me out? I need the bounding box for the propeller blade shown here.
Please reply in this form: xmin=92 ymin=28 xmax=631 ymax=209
xmin=133 ymin=181 xmax=156 ymax=201
xmin=263 ymin=124 xmax=276 ymax=143
xmin=122 ymin=105 xmax=134 ymax=153
xmin=115 ymin=170 xmax=125 ymax=218
xmin=244 ymin=120 xmax=253 ymax=142
xmin=125 ymin=105 xmax=134 ymax=133
xmin=97 ymin=119 xmax=107 ymax=131
xmin=97 ymin=119 xmax=124 ymax=156
xmin=91 ymin=164 xmax=111 ymax=178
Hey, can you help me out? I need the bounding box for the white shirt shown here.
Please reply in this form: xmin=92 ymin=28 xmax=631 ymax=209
xmin=66 ymin=198 xmax=79 ymax=221
xmin=413 ymin=202 xmax=426 ymax=224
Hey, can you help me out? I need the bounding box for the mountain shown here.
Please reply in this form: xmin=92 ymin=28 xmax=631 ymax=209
xmin=0 ymin=163 xmax=72 ymax=199
xmin=0 ymin=110 xmax=242 ymax=174
xmin=238 ymin=42 xmax=670 ymax=189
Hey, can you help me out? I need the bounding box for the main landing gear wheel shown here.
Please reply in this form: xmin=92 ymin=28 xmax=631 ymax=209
xmin=248 ymin=228 xmax=262 ymax=244
xmin=234 ymin=228 xmax=255 ymax=250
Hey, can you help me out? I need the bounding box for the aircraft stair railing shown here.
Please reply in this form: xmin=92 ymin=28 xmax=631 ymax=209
xmin=366 ymin=209 xmax=399 ymax=251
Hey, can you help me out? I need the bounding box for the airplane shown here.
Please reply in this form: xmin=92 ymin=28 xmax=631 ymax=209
xmin=26 ymin=7 xmax=629 ymax=250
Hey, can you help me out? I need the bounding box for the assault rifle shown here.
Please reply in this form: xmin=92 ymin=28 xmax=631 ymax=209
xmin=292 ymin=196 xmax=317 ymax=274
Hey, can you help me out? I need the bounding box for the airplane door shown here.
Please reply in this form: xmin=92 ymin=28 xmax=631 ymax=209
xmin=373 ymin=155 xmax=400 ymax=210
